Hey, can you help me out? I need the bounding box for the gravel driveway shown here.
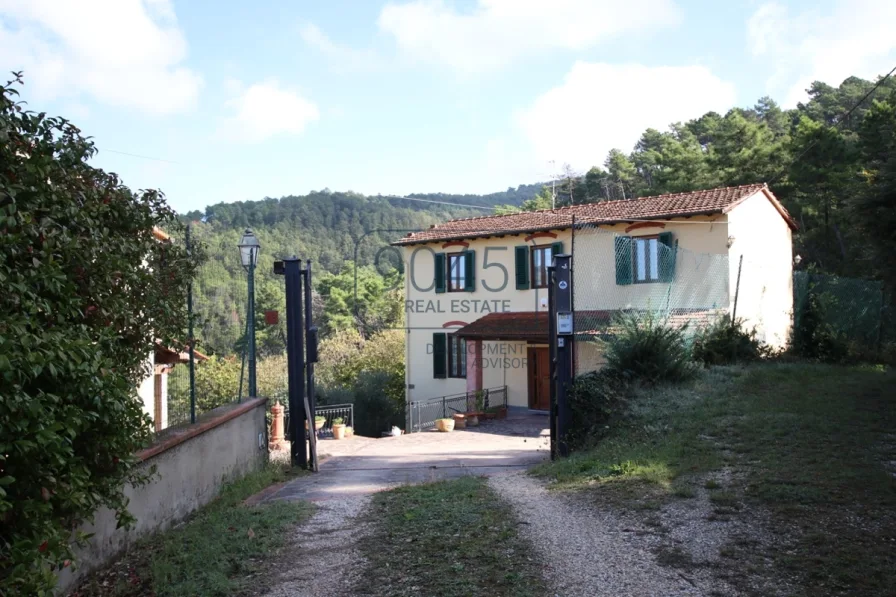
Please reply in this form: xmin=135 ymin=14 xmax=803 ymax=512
xmin=489 ymin=472 xmax=709 ymax=597
xmin=261 ymin=413 xmax=550 ymax=596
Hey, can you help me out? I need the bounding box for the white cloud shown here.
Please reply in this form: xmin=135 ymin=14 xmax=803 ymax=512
xmin=378 ymin=0 xmax=681 ymax=73
xmin=748 ymin=0 xmax=896 ymax=107
xmin=299 ymin=23 xmax=386 ymax=72
xmin=223 ymin=80 xmax=319 ymax=143
xmin=0 ymin=0 xmax=201 ymax=114
xmin=516 ymin=62 xmax=737 ymax=170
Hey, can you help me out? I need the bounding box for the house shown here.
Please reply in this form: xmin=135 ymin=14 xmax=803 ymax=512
xmin=393 ymin=183 xmax=796 ymax=412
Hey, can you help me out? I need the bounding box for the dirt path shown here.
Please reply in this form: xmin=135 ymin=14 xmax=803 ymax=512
xmin=261 ymin=495 xmax=371 ymax=597
xmin=489 ymin=472 xmax=719 ymax=597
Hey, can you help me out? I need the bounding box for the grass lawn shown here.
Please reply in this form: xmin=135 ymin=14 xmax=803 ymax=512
xmin=357 ymin=476 xmax=547 ymax=597
xmin=533 ymin=362 xmax=896 ymax=595
xmin=72 ymin=464 xmax=313 ymax=597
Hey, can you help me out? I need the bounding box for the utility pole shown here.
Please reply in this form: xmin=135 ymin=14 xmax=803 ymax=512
xmin=549 ymin=253 xmax=574 ymax=458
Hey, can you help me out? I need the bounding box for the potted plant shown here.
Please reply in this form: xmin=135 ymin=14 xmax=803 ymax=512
xmin=344 ymin=426 xmax=354 ymax=438
xmin=452 ymin=413 xmax=466 ymax=429
xmin=435 ymin=417 xmax=455 ymax=432
xmin=306 ymin=415 xmax=327 ymax=431
xmin=466 ymin=413 xmax=480 ymax=427
xmin=331 ymin=417 xmax=347 ymax=440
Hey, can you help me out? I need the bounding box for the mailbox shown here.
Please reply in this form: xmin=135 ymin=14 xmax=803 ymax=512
xmin=557 ymin=311 xmax=573 ymax=335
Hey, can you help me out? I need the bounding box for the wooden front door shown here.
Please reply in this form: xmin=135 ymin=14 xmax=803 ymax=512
xmin=527 ymin=347 xmax=551 ymax=411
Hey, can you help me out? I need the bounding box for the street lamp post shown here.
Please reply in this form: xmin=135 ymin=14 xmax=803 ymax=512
xmin=238 ymin=229 xmax=260 ymax=398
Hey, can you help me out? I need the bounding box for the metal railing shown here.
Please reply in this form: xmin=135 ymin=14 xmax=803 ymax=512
xmin=315 ymin=403 xmax=354 ymax=438
xmin=408 ymin=386 xmax=507 ymax=432
xmin=284 ymin=402 xmax=354 ymax=440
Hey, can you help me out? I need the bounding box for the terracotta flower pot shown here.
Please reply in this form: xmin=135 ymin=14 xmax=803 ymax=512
xmin=345 ymin=426 xmax=354 ymax=437
xmin=306 ymin=418 xmax=326 ymax=431
xmin=452 ymin=413 xmax=466 ymax=429
xmin=435 ymin=418 xmax=455 ymax=432
xmin=332 ymin=423 xmax=346 ymax=440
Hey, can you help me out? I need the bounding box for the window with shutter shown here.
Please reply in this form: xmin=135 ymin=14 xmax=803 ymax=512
xmin=434 ymin=253 xmax=446 ymax=294
xmin=614 ymin=236 xmax=633 ymax=285
xmin=432 ymin=333 xmax=447 ymax=378
xmin=447 ymin=253 xmax=465 ymax=292
xmin=515 ymin=245 xmax=530 ymax=289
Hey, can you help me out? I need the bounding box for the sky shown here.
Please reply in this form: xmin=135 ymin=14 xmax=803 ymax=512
xmin=1 ymin=0 xmax=895 ymax=214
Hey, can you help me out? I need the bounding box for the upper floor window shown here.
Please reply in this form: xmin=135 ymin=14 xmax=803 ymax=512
xmin=514 ymin=241 xmax=563 ymax=290
xmin=448 ymin=253 xmax=466 ymax=292
xmin=614 ymin=232 xmax=677 ymax=286
xmin=435 ymin=250 xmax=475 ymax=294
xmin=531 ymin=246 xmax=553 ymax=289
xmin=634 ymin=236 xmax=660 ymax=283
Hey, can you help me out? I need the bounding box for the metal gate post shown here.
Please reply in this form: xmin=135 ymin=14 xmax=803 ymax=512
xmin=276 ymin=257 xmax=307 ymax=469
xmin=550 ymin=253 xmax=574 ymax=458
xmin=304 ymin=260 xmax=318 ymax=471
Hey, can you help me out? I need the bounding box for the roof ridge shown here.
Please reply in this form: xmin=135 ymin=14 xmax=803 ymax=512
xmin=435 ymin=182 xmax=767 ymax=225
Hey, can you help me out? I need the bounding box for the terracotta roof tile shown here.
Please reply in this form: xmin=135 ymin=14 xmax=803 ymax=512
xmin=393 ymin=183 xmax=795 ymax=245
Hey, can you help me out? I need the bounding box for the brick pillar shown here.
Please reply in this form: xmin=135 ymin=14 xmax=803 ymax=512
xmin=466 ymin=340 xmax=483 ymax=394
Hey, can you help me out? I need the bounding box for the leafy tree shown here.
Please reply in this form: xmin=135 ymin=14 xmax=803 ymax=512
xmin=855 ymin=93 xmax=896 ymax=289
xmin=316 ymin=262 xmax=403 ymax=336
xmin=0 ymin=74 xmax=201 ymax=594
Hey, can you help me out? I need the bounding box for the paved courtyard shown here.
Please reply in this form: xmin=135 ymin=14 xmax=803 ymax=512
xmin=265 ymin=412 xmax=551 ymax=502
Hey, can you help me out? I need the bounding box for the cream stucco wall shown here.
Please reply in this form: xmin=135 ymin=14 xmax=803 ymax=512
xmin=726 ymin=192 xmax=794 ymax=348
xmin=572 ymin=217 xmax=730 ymax=313
xmin=403 ymin=230 xmax=571 ymax=409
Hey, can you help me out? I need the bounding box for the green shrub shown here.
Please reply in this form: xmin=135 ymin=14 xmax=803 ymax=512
xmin=605 ymin=311 xmax=696 ymax=384
xmin=791 ymin=290 xmax=850 ymax=362
xmin=351 ymin=371 xmax=406 ymax=437
xmin=692 ymin=315 xmax=767 ymax=366
xmin=0 ymin=75 xmax=201 ymax=594
xmin=567 ymin=369 xmax=628 ymax=449
xmin=316 ymin=385 xmax=355 ymax=406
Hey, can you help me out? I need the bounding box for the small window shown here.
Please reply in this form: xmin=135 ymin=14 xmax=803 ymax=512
xmin=448 ymin=335 xmax=466 ymax=378
xmin=633 ymin=236 xmax=660 ymax=283
xmin=530 ymin=246 xmax=553 ymax=289
xmin=448 ymin=253 xmax=466 ymax=292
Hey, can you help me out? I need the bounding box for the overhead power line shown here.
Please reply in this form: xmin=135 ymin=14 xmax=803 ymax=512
xmin=97 ymin=147 xmax=179 ymax=164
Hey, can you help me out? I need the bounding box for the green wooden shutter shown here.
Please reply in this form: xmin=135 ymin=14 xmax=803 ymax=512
xmin=614 ymin=236 xmax=633 ymax=285
xmin=432 ymin=333 xmax=447 ymax=378
xmin=551 ymin=241 xmax=564 ymax=265
xmin=434 ymin=252 xmax=446 ymax=294
xmin=658 ymin=232 xmax=676 ymax=282
xmin=463 ymin=249 xmax=476 ymax=292
xmin=515 ymin=245 xmax=530 ymax=289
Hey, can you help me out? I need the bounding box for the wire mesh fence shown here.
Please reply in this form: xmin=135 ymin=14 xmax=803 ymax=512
xmin=793 ymin=271 xmax=892 ymax=355
xmin=572 ymin=223 xmax=733 ymax=375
